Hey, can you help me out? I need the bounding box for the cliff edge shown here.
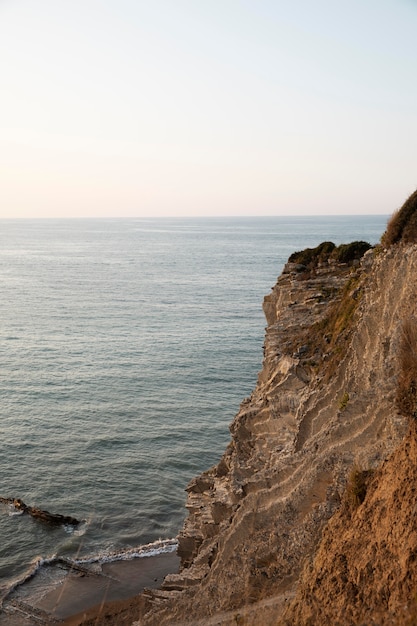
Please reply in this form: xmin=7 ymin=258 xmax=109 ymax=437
xmin=82 ymin=191 xmax=417 ymax=625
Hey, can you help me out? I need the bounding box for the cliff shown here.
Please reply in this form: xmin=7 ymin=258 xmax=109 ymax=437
xmin=82 ymin=193 xmax=417 ymax=625
xmin=282 ymin=425 xmax=417 ymax=625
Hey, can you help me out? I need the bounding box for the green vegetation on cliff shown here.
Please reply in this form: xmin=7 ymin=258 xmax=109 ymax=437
xmin=289 ymin=240 xmax=372 ymax=270
xmin=288 ymin=241 xmax=371 ymax=381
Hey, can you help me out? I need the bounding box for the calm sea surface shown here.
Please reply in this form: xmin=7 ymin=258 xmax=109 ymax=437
xmin=0 ymin=216 xmax=387 ymax=594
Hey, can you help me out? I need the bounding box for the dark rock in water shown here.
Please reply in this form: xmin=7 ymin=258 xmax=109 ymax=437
xmin=0 ymin=496 xmax=81 ymax=526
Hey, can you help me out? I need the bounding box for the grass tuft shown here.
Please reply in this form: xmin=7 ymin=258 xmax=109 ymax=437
xmin=345 ymin=464 xmax=373 ymax=510
xmin=382 ymin=189 xmax=417 ymax=247
xmin=339 ymin=392 xmax=349 ymax=411
xmin=397 ymin=317 xmax=417 ymax=420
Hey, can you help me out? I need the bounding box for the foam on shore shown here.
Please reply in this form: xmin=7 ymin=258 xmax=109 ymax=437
xmin=73 ymin=537 xmax=178 ymax=564
xmin=0 ymin=539 xmax=180 ymax=624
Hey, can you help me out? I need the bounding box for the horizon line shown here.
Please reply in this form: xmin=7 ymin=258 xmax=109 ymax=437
xmin=0 ymin=213 xmax=391 ymax=220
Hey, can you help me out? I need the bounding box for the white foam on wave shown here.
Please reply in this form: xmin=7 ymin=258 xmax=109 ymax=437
xmin=63 ymin=519 xmax=88 ymax=536
xmin=18 ymin=555 xmax=58 ymax=585
xmin=0 ymin=554 xmax=58 ymax=605
xmin=72 ymin=537 xmax=178 ymax=565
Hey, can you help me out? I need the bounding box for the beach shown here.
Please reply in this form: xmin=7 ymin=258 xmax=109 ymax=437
xmin=1 ymin=552 xmax=180 ymax=625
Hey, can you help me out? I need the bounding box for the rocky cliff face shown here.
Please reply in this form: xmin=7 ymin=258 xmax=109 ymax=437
xmin=135 ymin=237 xmax=417 ymax=625
xmin=73 ymin=196 xmax=417 ymax=626
xmin=282 ymin=425 xmax=417 ymax=626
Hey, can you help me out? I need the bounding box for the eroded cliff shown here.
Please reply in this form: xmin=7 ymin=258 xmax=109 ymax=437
xmin=120 ymin=232 xmax=417 ymax=626
xmin=282 ymin=425 xmax=417 ymax=625
xmin=80 ymin=195 xmax=417 ymax=626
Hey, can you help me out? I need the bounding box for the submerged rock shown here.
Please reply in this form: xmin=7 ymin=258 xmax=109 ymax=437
xmin=0 ymin=496 xmax=80 ymax=526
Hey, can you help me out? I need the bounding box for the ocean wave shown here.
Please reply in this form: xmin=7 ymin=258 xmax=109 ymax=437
xmin=72 ymin=537 xmax=178 ymax=565
xmin=7 ymin=509 xmax=24 ymax=517
xmin=63 ymin=519 xmax=88 ymax=535
xmin=0 ymin=554 xmax=58 ymax=606
xmin=1 ymin=537 xmax=178 ymax=609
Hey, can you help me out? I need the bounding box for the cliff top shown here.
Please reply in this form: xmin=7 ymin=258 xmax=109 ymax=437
xmin=382 ymin=189 xmax=417 ymax=247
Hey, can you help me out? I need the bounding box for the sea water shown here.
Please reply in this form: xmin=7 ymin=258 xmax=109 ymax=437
xmin=0 ymin=215 xmax=388 ymax=598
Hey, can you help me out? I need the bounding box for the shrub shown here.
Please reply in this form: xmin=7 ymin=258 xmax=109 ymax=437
xmin=397 ymin=317 xmax=417 ymax=419
xmin=346 ymin=464 xmax=373 ymax=509
xmin=331 ymin=241 xmax=372 ymax=264
xmin=339 ymin=391 xmax=349 ymax=411
xmin=289 ymin=240 xmax=371 ymax=271
xmin=382 ymin=189 xmax=417 ymax=247
xmin=289 ymin=241 xmax=336 ymax=268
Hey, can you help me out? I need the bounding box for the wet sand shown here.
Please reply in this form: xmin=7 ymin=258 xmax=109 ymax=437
xmin=1 ymin=552 xmax=180 ymax=625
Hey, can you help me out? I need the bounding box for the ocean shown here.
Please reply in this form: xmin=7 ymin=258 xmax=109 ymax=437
xmin=0 ymin=215 xmax=388 ymax=601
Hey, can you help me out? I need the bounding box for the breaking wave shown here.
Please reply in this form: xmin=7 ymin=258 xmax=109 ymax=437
xmin=1 ymin=538 xmax=178 ymax=607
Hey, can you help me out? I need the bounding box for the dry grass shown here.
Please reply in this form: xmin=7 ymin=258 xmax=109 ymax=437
xmin=286 ymin=242 xmax=371 ymax=382
xmin=397 ymin=318 xmax=417 ymax=420
xmin=382 ymin=190 xmax=417 ymax=248
xmin=345 ymin=464 xmax=373 ymax=510
xmin=303 ymin=271 xmax=363 ymax=382
xmin=285 ymin=269 xmax=363 ymax=386
xmin=339 ymin=391 xmax=349 ymax=411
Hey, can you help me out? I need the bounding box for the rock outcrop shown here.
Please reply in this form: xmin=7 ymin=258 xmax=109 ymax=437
xmin=83 ymin=193 xmax=417 ymax=625
xmin=0 ymin=497 xmax=81 ymax=527
xmin=127 ymin=234 xmax=417 ymax=625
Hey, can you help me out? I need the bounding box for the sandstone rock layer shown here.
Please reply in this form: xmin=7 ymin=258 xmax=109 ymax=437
xmin=127 ymin=243 xmax=417 ymax=625
xmin=115 ymin=242 xmax=417 ymax=626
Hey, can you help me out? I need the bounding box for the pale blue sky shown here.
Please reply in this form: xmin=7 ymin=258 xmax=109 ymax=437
xmin=1 ymin=0 xmax=416 ymax=217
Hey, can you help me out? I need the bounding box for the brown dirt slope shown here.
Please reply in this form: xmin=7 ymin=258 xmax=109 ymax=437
xmin=282 ymin=426 xmax=417 ymax=626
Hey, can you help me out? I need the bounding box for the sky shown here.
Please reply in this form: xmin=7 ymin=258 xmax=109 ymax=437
xmin=1 ymin=0 xmax=416 ymax=218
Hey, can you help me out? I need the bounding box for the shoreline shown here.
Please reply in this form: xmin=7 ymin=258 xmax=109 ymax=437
xmin=0 ymin=551 xmax=180 ymax=625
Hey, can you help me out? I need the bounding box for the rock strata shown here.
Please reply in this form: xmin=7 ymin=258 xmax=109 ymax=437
xmin=123 ymin=238 xmax=417 ymax=626
xmin=78 ymin=198 xmax=417 ymax=626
